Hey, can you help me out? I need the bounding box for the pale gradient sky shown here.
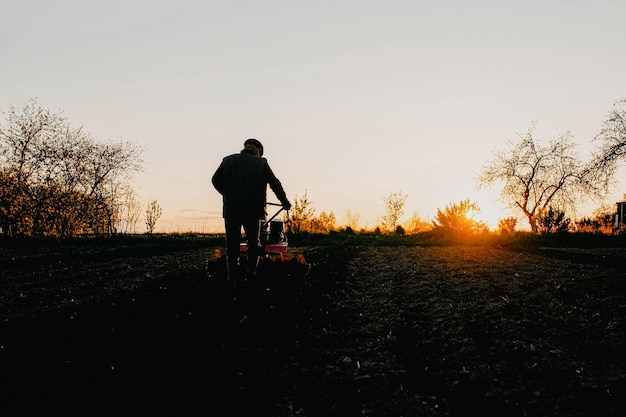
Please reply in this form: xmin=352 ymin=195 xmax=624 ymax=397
xmin=3 ymin=0 xmax=626 ymax=232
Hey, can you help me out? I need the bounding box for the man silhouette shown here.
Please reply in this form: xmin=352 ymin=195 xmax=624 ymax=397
xmin=212 ymin=138 xmax=291 ymax=284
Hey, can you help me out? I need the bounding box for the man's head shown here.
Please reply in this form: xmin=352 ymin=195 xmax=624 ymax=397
xmin=244 ymin=138 xmax=263 ymax=156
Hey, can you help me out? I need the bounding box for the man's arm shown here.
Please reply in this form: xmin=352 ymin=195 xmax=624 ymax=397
xmin=264 ymin=163 xmax=291 ymax=209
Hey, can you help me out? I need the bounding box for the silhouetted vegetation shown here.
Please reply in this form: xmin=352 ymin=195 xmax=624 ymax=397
xmin=432 ymin=199 xmax=488 ymax=235
xmin=477 ymin=123 xmax=608 ymax=232
xmin=286 ymin=189 xmax=315 ymax=234
xmin=284 ymin=227 xmax=626 ymax=250
xmin=144 ymin=199 xmax=162 ymax=234
xmin=535 ymin=206 xmax=571 ymax=234
xmin=5 ymin=98 xmax=626 ymax=238
xmin=379 ymin=191 xmax=407 ymax=233
xmin=0 ymin=99 xmax=143 ymax=238
xmin=589 ymin=98 xmax=626 ymax=187
xmin=497 ymin=216 xmax=518 ymax=234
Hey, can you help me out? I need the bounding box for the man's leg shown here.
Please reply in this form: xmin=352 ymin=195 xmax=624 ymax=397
xmin=224 ymin=218 xmax=243 ymax=283
xmin=243 ymin=217 xmax=262 ymax=277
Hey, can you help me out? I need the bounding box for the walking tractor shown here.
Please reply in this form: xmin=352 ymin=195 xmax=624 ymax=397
xmin=240 ymin=202 xmax=289 ymax=255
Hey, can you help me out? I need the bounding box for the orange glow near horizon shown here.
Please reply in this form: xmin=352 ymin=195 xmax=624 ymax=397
xmin=474 ymin=201 xmax=505 ymax=231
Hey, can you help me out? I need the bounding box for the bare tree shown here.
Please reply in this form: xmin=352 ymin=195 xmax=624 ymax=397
xmin=84 ymin=140 xmax=144 ymax=234
xmin=477 ymin=124 xmax=604 ymax=232
xmin=115 ymin=187 xmax=142 ymax=233
xmin=144 ymin=199 xmax=162 ymax=234
xmin=342 ymin=209 xmax=361 ymax=231
xmin=379 ymin=191 xmax=407 ymax=233
xmin=588 ymin=98 xmax=626 ymax=189
xmin=0 ymin=99 xmax=144 ymax=237
xmin=0 ymin=100 xmax=65 ymax=236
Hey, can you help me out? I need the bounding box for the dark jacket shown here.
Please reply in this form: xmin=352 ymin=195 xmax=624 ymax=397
xmin=212 ymin=149 xmax=289 ymax=219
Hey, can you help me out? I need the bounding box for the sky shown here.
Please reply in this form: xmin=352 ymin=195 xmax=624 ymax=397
xmin=2 ymin=0 xmax=626 ymax=232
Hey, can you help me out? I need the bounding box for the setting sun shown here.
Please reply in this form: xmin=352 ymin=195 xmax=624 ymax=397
xmin=470 ymin=194 xmax=510 ymax=231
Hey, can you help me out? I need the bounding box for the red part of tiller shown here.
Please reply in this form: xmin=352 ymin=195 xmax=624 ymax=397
xmin=240 ymin=203 xmax=289 ymax=255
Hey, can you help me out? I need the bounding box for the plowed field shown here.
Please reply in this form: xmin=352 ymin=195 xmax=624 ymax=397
xmin=1 ymin=238 xmax=625 ymax=416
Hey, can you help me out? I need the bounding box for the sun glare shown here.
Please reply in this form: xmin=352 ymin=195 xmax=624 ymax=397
xmin=476 ymin=203 xmax=502 ymax=231
xmin=455 ymin=195 xmax=506 ymax=231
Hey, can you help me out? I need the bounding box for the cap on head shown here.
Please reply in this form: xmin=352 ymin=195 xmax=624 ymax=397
xmin=244 ymin=138 xmax=264 ymax=156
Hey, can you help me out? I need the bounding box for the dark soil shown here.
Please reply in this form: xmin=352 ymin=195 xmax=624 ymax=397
xmin=1 ymin=238 xmax=626 ymax=416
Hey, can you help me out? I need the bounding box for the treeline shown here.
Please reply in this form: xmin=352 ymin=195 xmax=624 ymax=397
xmin=286 ymin=98 xmax=626 ymax=237
xmin=0 ymin=99 xmax=143 ymax=237
xmin=3 ymin=97 xmax=626 ymax=238
xmin=286 ymin=192 xmax=621 ymax=237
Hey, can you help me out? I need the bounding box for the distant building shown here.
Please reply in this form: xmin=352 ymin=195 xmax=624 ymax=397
xmin=615 ymin=202 xmax=626 ymax=227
